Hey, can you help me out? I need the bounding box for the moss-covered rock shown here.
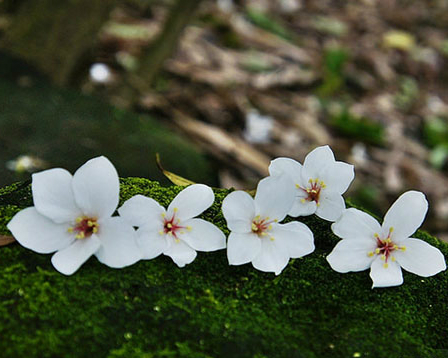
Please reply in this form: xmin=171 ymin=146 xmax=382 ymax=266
xmin=0 ymin=54 xmax=217 ymax=188
xmin=0 ymin=178 xmax=447 ymax=358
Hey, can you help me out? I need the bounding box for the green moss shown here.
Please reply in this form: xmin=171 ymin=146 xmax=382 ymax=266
xmin=1 ymin=178 xmax=448 ymax=358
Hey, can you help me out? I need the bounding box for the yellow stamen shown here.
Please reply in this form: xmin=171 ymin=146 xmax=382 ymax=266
xmin=295 ymin=183 xmax=301 ymax=189
xmin=383 ymin=263 xmax=389 ymax=269
xmin=252 ymin=223 xmax=258 ymax=231
xmin=174 ymin=238 xmax=180 ymax=243
xmin=375 ymin=248 xmax=380 ymax=254
xmin=67 ymin=227 xmax=74 ymax=233
xmin=268 ymin=225 xmax=272 ymax=230
xmin=401 ymin=246 xmax=406 ymax=252
xmin=367 ymin=251 xmax=374 ymax=257
xmin=300 ymin=199 xmax=306 ymax=203
xmin=374 ymin=233 xmax=380 ymax=239
xmin=380 ymin=255 xmax=386 ymax=261
xmin=167 ymin=223 xmax=172 ymax=229
xmin=87 ymin=220 xmax=94 ymax=227
xmin=161 ymin=213 xmax=166 ymax=218
xmin=158 ymin=230 xmax=164 ymax=235
xmin=186 ymin=226 xmax=192 ymax=231
xmin=389 ymin=227 xmax=394 ymax=233
xmin=76 ymin=217 xmax=83 ymax=223
xmin=261 ymin=232 xmax=267 ymax=236
xmin=75 ymin=232 xmax=85 ymax=239
xmin=92 ymin=227 xmax=98 ymax=233
xmin=270 ymin=236 xmax=275 ymax=241
xmin=391 ymin=257 xmax=396 ymax=262
xmin=173 ymin=208 xmax=178 ymax=212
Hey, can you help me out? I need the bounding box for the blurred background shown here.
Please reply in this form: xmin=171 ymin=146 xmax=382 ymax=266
xmin=1 ymin=0 xmax=448 ymax=240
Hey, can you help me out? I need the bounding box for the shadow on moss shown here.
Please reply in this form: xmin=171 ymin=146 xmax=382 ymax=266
xmin=0 ymin=178 xmax=447 ymax=358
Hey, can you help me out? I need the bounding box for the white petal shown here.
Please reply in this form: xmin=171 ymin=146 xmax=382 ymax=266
xmin=382 ymin=191 xmax=428 ymax=242
xmin=254 ymin=175 xmax=295 ymax=222
xmin=136 ymin=226 xmax=168 ymax=260
xmin=302 ymin=145 xmax=335 ymax=179
xmin=94 ymin=217 xmax=141 ymax=268
xmin=270 ymin=221 xmax=314 ymax=258
xmin=288 ymin=199 xmax=317 ymax=217
xmin=394 ymin=238 xmax=446 ymax=277
xmin=182 ymin=218 xmax=226 ymax=252
xmin=222 ymin=191 xmax=255 ymax=233
xmin=326 ymin=239 xmax=376 ymax=273
xmin=321 ymin=161 xmax=354 ymax=194
xmin=51 ymin=236 xmax=101 ymax=275
xmin=72 ymin=156 xmax=120 ymax=219
xmin=268 ymin=157 xmax=302 ymax=179
xmin=370 ymin=256 xmax=403 ymax=288
xmin=315 ymin=190 xmax=346 ymax=222
xmin=118 ymin=195 xmax=165 ymax=228
xmin=163 ymin=239 xmax=197 ymax=267
xmin=331 ymin=208 xmax=382 ymax=241
xmin=167 ymin=184 xmax=214 ymax=221
xmin=7 ymin=207 xmax=74 ymax=254
xmin=227 ymin=232 xmax=261 ymax=265
xmin=32 ymin=168 xmax=81 ymax=223
xmin=251 ymin=238 xmax=290 ymax=275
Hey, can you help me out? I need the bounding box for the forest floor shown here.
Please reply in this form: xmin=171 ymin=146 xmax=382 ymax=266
xmin=6 ymin=0 xmax=448 ymax=240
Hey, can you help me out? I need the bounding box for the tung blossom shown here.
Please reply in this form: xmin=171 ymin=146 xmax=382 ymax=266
xmin=118 ymin=184 xmax=226 ymax=268
xmin=327 ymin=191 xmax=446 ymax=288
xmin=222 ymin=175 xmax=315 ymax=275
xmin=268 ymin=145 xmax=354 ymax=222
xmin=7 ymin=156 xmax=141 ymax=275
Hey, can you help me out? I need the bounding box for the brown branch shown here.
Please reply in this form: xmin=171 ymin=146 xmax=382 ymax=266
xmin=0 ymin=235 xmax=16 ymax=247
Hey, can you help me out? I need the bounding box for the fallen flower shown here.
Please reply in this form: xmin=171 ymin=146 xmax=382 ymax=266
xmin=268 ymin=145 xmax=354 ymax=221
xmin=118 ymin=184 xmax=226 ymax=268
xmin=327 ymin=191 xmax=446 ymax=288
xmin=222 ymin=174 xmax=315 ymax=275
xmin=7 ymin=156 xmax=141 ymax=275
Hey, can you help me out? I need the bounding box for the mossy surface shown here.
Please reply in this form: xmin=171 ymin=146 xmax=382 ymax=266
xmin=0 ymin=178 xmax=447 ymax=358
xmin=0 ymin=54 xmax=217 ymax=187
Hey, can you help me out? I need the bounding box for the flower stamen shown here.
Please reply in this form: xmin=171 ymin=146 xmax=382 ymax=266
xmin=298 ymin=178 xmax=326 ymax=204
xmin=69 ymin=216 xmax=99 ymax=239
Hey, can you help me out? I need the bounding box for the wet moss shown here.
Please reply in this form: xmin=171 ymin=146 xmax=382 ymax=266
xmin=0 ymin=178 xmax=447 ymax=358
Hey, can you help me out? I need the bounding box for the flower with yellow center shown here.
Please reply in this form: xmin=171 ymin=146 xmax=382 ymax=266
xmin=7 ymin=156 xmax=141 ymax=275
xmin=327 ymin=191 xmax=446 ymax=288
xmin=222 ymin=174 xmax=315 ymax=275
xmin=269 ymin=145 xmax=354 ymax=222
xmin=118 ymin=184 xmax=226 ymax=268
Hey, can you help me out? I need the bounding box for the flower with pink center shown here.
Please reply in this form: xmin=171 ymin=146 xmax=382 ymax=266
xmin=327 ymin=191 xmax=446 ymax=288
xmin=222 ymin=175 xmax=315 ymax=275
xmin=7 ymin=156 xmax=141 ymax=275
xmin=118 ymin=184 xmax=226 ymax=268
xmin=268 ymin=145 xmax=354 ymax=222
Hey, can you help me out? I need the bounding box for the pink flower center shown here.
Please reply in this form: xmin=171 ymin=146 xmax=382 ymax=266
xmin=251 ymin=215 xmax=276 ymax=240
xmin=367 ymin=227 xmax=406 ymax=268
xmin=160 ymin=208 xmax=191 ymax=242
xmin=68 ymin=216 xmax=99 ymax=239
xmin=297 ymin=179 xmax=326 ymax=205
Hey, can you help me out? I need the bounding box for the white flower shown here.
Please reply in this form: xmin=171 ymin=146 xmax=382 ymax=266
xmin=222 ymin=175 xmax=315 ymax=275
xmin=7 ymin=156 xmax=141 ymax=275
xmin=268 ymin=145 xmax=354 ymax=221
xmin=118 ymin=184 xmax=226 ymax=268
xmin=327 ymin=191 xmax=447 ymax=288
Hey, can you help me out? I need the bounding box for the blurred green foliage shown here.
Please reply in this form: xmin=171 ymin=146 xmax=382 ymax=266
xmin=245 ymin=8 xmax=295 ymax=42
xmin=317 ymin=47 xmax=349 ymax=98
xmin=394 ymin=76 xmax=419 ymax=112
xmin=424 ymin=116 xmax=448 ymax=168
xmin=329 ymin=109 xmax=385 ymax=146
